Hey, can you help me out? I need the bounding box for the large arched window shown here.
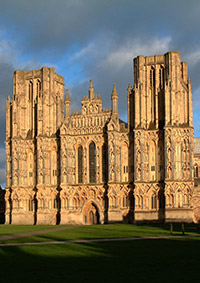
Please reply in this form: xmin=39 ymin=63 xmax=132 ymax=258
xmin=89 ymin=141 xmax=96 ymax=183
xmin=78 ymin=146 xmax=83 ymax=183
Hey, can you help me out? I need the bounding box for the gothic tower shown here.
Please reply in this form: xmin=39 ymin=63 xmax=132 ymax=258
xmin=129 ymin=51 xmax=194 ymax=222
xmin=5 ymin=67 xmax=64 ymax=224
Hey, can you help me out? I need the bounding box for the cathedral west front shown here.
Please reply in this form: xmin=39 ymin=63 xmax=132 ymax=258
xmin=5 ymin=51 xmax=199 ymax=225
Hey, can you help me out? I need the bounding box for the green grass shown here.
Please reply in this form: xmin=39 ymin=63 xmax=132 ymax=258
xmin=0 ymin=225 xmax=63 ymax=237
xmin=0 ymin=224 xmax=200 ymax=282
xmin=0 ymin=223 xmax=200 ymax=244
xmin=0 ymin=237 xmax=200 ymax=282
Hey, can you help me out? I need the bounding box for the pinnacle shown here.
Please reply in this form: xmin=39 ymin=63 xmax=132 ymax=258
xmin=89 ymin=79 xmax=94 ymax=99
xmin=64 ymin=88 xmax=71 ymax=104
xmin=112 ymin=83 xmax=118 ymax=99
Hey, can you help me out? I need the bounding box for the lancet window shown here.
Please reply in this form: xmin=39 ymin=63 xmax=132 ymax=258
xmin=37 ymin=80 xmax=41 ymax=97
xmin=78 ymin=145 xmax=83 ymax=183
xmin=150 ymin=67 xmax=155 ymax=89
xmin=151 ymin=194 xmax=157 ymax=209
xmin=89 ymin=142 xmax=96 ymax=183
xmin=159 ymin=65 xmax=164 ymax=88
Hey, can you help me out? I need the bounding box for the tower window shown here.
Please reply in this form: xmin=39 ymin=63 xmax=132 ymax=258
xmin=159 ymin=66 xmax=164 ymax=88
xmin=150 ymin=67 xmax=155 ymax=88
xmin=37 ymin=80 xmax=41 ymax=97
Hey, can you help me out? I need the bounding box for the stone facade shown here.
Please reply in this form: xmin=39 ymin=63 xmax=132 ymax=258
xmin=5 ymin=51 xmax=198 ymax=225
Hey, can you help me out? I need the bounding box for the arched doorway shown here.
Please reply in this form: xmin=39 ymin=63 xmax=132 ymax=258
xmin=83 ymin=201 xmax=100 ymax=225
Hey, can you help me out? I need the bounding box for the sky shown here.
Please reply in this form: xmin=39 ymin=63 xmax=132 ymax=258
xmin=0 ymin=0 xmax=200 ymax=188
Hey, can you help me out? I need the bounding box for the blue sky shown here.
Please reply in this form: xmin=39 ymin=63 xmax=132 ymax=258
xmin=0 ymin=0 xmax=200 ymax=187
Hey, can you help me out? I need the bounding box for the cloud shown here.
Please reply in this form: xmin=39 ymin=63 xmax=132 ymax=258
xmin=67 ymin=36 xmax=171 ymax=120
xmin=186 ymin=49 xmax=200 ymax=68
xmin=99 ymin=37 xmax=172 ymax=71
xmin=0 ymin=0 xmax=200 ymax=187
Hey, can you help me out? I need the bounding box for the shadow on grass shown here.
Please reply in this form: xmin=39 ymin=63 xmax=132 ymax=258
xmin=148 ymin=222 xmax=200 ymax=235
xmin=0 ymin=237 xmax=200 ymax=283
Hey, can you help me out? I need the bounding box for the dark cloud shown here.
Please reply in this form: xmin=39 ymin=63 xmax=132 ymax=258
xmin=0 ymin=0 xmax=199 ymax=59
xmin=0 ymin=0 xmax=200 ymax=186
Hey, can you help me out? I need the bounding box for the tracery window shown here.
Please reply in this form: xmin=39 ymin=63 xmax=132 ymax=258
xmin=89 ymin=141 xmax=96 ymax=183
xmin=102 ymin=143 xmax=108 ymax=182
xmin=78 ymin=146 xmax=83 ymax=183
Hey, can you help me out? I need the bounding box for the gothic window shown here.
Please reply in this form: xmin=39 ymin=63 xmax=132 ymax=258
xmin=29 ymin=81 xmax=33 ymax=100
xmin=78 ymin=146 xmax=83 ymax=183
xmin=89 ymin=141 xmax=96 ymax=183
xmin=137 ymin=195 xmax=140 ymax=208
xmin=102 ymin=143 xmax=107 ymax=182
xmin=140 ymin=196 xmax=143 ymax=208
xmin=159 ymin=66 xmax=164 ymax=88
xmin=151 ymin=194 xmax=157 ymax=209
xmin=37 ymin=80 xmax=41 ymax=97
xmin=177 ymin=193 xmax=181 ymax=208
xmin=150 ymin=67 xmax=155 ymax=88
xmin=171 ymin=195 xmax=174 ymax=207
xmin=123 ymin=196 xmax=126 ymax=207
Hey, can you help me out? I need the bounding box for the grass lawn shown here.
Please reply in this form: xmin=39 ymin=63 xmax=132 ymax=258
xmin=0 ymin=225 xmax=62 ymax=237
xmin=0 ymin=236 xmax=200 ymax=283
xmin=0 ymin=223 xmax=199 ymax=244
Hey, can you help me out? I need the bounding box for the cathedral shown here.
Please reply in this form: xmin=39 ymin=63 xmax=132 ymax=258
xmin=5 ymin=51 xmax=200 ymax=225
